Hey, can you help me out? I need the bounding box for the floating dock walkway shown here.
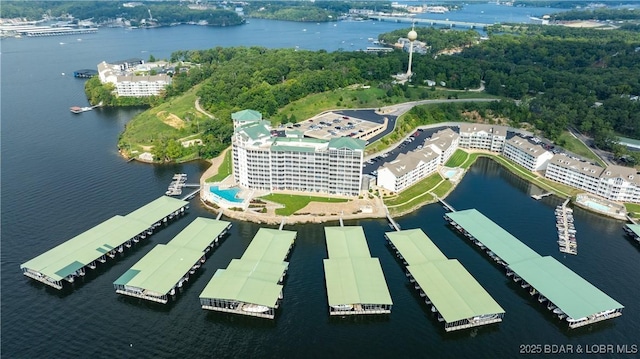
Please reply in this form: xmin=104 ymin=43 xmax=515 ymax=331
xmin=199 ymin=228 xmax=296 ymax=319
xmin=531 ymin=192 xmax=552 ymax=200
xmin=556 ymin=198 xmax=577 ymax=255
xmin=323 ymin=226 xmax=393 ymax=316
xmin=437 ymin=197 xmax=456 ymax=212
xmin=445 ymin=209 xmax=623 ymax=329
xmin=20 ymin=196 xmax=189 ymax=290
xmin=386 ymin=229 xmax=504 ymax=331
xmin=113 ymin=217 xmax=231 ymax=304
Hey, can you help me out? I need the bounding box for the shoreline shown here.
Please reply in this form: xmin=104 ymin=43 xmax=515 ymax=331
xmin=196 ymin=148 xmax=631 ymax=224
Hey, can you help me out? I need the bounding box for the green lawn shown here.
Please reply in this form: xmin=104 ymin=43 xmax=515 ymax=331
xmin=625 ymin=203 xmax=640 ymax=218
xmin=445 ymin=149 xmax=469 ymax=167
xmin=432 ymin=180 xmax=453 ymax=198
xmin=555 ymin=131 xmax=606 ymax=166
xmin=206 ymin=149 xmax=232 ymax=183
xmin=384 ymin=173 xmax=443 ymax=207
xmin=260 ymin=193 xmax=349 ymax=216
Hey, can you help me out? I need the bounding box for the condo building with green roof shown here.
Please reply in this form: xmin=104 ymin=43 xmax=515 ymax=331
xmin=231 ymin=110 xmax=365 ymax=196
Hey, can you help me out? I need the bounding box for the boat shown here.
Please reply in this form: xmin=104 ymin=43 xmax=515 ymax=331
xmin=331 ymin=304 xmax=353 ymax=311
xmin=553 ymin=307 xmax=565 ymax=315
xmin=243 ymin=304 xmax=270 ymax=313
xmin=70 ymin=106 xmax=92 ymax=114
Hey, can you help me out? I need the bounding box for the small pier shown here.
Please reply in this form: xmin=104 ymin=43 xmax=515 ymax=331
xmin=181 ymin=188 xmax=200 ymax=201
xmin=532 ymin=192 xmax=552 ymax=200
xmin=166 ymin=173 xmax=187 ymax=196
xmin=437 ymin=197 xmax=456 ymax=212
xmin=216 ymin=211 xmax=224 ymax=220
xmin=387 ymin=212 xmax=401 ymax=231
xmin=279 ymin=218 xmax=286 ymax=230
xmin=556 ymin=198 xmax=577 ymax=255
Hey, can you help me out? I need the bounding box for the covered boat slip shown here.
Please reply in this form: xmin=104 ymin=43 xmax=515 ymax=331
xmin=20 ymin=215 xmax=150 ymax=289
xmin=323 ymin=226 xmax=393 ymax=315
xmin=444 ymin=209 xmax=540 ymax=266
xmin=125 ymin=195 xmax=189 ymax=227
xmin=114 ymin=245 xmax=203 ymax=303
xmin=113 ymin=217 xmax=231 ymax=303
xmin=199 ymin=228 xmax=297 ymax=319
xmin=20 ymin=196 xmax=189 ymax=290
xmin=623 ymin=223 xmax=640 ymax=244
xmin=166 ymin=217 xmax=231 ymax=252
xmin=508 ymin=256 xmax=623 ymax=328
xmin=445 ymin=208 xmax=623 ymax=328
xmin=385 ymin=229 xmax=448 ymax=265
xmin=386 ymin=229 xmax=504 ymax=331
xmin=325 ymin=226 xmax=372 ymax=259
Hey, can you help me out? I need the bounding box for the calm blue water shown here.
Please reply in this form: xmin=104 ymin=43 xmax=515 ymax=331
xmin=210 ymin=186 xmax=243 ymax=203
xmin=2 ymin=7 xmax=638 ymax=359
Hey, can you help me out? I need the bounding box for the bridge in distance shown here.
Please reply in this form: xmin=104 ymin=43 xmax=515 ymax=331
xmin=369 ymin=15 xmax=491 ymax=29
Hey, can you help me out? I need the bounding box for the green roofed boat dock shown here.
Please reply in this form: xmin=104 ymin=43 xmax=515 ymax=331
xmin=623 ymin=223 xmax=640 ymax=245
xmin=386 ymin=229 xmax=504 ymax=331
xmin=445 ymin=209 xmax=623 ymax=328
xmin=20 ymin=196 xmax=189 ymax=290
xmin=323 ymin=226 xmax=393 ymax=316
xmin=113 ymin=217 xmax=231 ymax=304
xmin=199 ymin=228 xmax=296 ymax=319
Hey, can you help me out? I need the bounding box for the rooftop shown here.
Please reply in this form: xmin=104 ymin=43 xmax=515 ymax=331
xmin=20 ymin=215 xmax=149 ymax=281
xmin=199 ymin=269 xmax=283 ymax=308
xmin=232 ymin=109 xmax=263 ymax=122
xmin=240 ymin=228 xmax=296 ymax=263
xmin=386 ymin=229 xmax=448 ymax=264
xmin=323 ymin=257 xmax=393 ymax=306
xmin=325 ymin=226 xmax=371 ymax=259
xmin=445 ymin=209 xmax=541 ymax=265
xmin=125 ymin=196 xmax=188 ymax=226
xmin=409 ymin=260 xmax=504 ymax=322
xmin=508 ymin=256 xmax=623 ymax=320
xmin=166 ymin=217 xmax=230 ymax=252
xmin=113 ymin=244 xmax=203 ymax=296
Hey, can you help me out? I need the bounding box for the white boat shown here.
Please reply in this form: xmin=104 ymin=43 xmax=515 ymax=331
xmin=169 ymin=288 xmax=176 ymax=296
xmin=472 ymin=314 xmax=498 ymax=321
xmin=566 ymin=316 xmax=588 ymax=323
xmin=243 ymin=304 xmax=270 ymax=313
xmin=553 ymin=307 xmax=565 ymax=315
xmin=331 ymin=304 xmax=353 ymax=311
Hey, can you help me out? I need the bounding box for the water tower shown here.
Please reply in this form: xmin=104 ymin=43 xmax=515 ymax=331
xmin=406 ymin=25 xmax=418 ymax=79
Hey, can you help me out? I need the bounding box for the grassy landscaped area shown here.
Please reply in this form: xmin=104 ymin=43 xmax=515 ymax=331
xmin=206 ymin=149 xmax=232 ymax=183
xmin=119 ymin=85 xmax=210 ymax=154
xmin=625 ymin=203 xmax=640 ymax=218
xmin=555 ymin=131 xmax=606 ymax=167
xmin=260 ymin=193 xmax=349 ymax=216
xmin=444 ymin=149 xmax=469 ymax=168
xmin=384 ymin=173 xmax=443 ymax=208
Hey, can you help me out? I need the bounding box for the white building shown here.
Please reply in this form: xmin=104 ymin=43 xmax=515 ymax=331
xmin=232 ymin=113 xmax=364 ymax=196
xmin=502 ymin=136 xmax=553 ymax=171
xmin=597 ymin=165 xmax=640 ymax=203
xmin=377 ymin=128 xmax=459 ymax=193
xmin=377 ymin=148 xmax=440 ymax=193
xmin=545 ymin=154 xmax=640 ymax=203
xmin=97 ymin=60 xmax=171 ymax=97
xmin=458 ymin=124 xmax=507 ymax=152
xmin=423 ymin=128 xmax=459 ymax=165
xmin=545 ymin=154 xmax=603 ymax=194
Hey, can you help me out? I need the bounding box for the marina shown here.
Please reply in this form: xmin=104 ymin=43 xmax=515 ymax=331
xmin=323 ymin=226 xmax=393 ymax=316
xmin=555 ymin=198 xmax=577 ymax=255
xmin=386 ymin=229 xmax=504 ymax=332
xmin=113 ymin=217 xmax=231 ymax=304
xmin=199 ymin=228 xmax=296 ymax=319
xmin=444 ymin=209 xmax=624 ymax=328
xmin=20 ymin=196 xmax=189 ymax=290
xmin=0 ymin=24 xmax=98 ymax=37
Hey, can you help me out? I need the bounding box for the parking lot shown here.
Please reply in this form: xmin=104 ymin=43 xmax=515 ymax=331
xmin=292 ymin=111 xmax=384 ymax=141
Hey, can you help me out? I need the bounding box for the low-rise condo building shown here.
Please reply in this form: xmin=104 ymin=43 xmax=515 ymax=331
xmin=545 ymin=154 xmax=640 ymax=203
xmin=377 ymin=128 xmax=459 ymax=193
xmin=458 ymin=124 xmax=507 ymax=152
xmin=423 ymin=128 xmax=459 ymax=165
xmin=502 ymin=136 xmax=553 ymax=171
xmin=97 ymin=60 xmax=171 ymax=97
xmin=232 ymin=113 xmax=364 ymax=196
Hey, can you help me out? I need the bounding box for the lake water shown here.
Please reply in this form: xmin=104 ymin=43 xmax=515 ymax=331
xmin=2 ymin=5 xmax=639 ymax=358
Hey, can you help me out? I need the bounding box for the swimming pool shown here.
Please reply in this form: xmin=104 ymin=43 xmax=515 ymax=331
xmin=210 ymin=186 xmax=244 ymax=203
xmin=584 ymin=200 xmax=610 ymax=212
xmin=444 ymin=169 xmax=459 ymax=179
